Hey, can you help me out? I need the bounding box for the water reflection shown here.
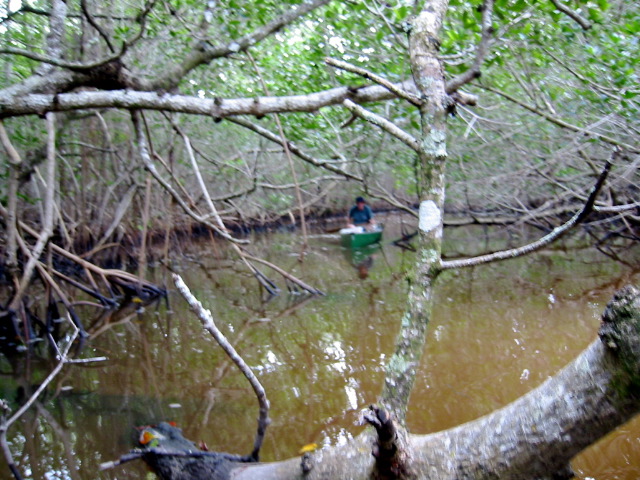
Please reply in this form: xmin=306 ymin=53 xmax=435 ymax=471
xmin=342 ymin=244 xmax=381 ymax=280
xmin=0 ymin=217 xmax=638 ymax=479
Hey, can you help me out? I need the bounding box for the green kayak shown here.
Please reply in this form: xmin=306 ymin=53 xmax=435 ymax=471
xmin=340 ymin=227 xmax=383 ymax=248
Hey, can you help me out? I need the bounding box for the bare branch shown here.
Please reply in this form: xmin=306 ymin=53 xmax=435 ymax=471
xmin=440 ymin=152 xmax=616 ymax=271
xmin=342 ymin=99 xmax=421 ymax=152
xmin=130 ymin=110 xmax=248 ymax=244
xmin=0 ymin=81 xmax=419 ymax=119
xmin=446 ymin=0 xmax=495 ymax=93
xmin=228 ymin=117 xmax=363 ymax=182
xmin=326 ymin=57 xmax=422 ymax=106
xmin=549 ymin=0 xmax=592 ymax=30
xmin=479 ymin=85 xmax=640 ymax=154
xmin=0 ymin=311 xmax=104 ymax=479
xmin=172 ymin=273 xmax=271 ymax=461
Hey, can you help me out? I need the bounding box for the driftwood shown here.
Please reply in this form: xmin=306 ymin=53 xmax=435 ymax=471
xmin=118 ymin=285 xmax=640 ymax=480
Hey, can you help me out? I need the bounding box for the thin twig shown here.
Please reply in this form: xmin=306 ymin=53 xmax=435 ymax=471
xmin=0 ymin=313 xmax=86 ymax=480
xmin=172 ymin=274 xmax=271 ymax=461
xmin=246 ymin=51 xmax=309 ymax=254
xmin=228 ymin=117 xmax=362 ymax=181
xmin=479 ymin=85 xmax=640 ymax=154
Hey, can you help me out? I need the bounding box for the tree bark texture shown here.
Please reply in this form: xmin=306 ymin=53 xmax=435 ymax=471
xmin=137 ymin=286 xmax=640 ymax=480
xmin=379 ymin=0 xmax=449 ymax=425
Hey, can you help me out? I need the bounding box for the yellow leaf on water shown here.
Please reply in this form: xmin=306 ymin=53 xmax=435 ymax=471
xmin=298 ymin=443 xmax=318 ymax=454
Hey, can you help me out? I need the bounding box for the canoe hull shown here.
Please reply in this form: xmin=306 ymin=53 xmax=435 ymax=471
xmin=340 ymin=229 xmax=383 ymax=248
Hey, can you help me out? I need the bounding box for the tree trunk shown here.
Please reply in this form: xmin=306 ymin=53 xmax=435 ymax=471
xmin=137 ymin=286 xmax=640 ymax=480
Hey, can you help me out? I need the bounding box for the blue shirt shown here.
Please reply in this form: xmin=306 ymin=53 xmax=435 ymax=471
xmin=349 ymin=204 xmax=373 ymax=225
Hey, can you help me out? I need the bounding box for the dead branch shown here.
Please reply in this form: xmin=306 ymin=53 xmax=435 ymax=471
xmin=242 ymin=252 xmax=325 ymax=295
xmin=440 ymin=151 xmax=615 ymax=271
xmin=172 ymin=274 xmax=270 ymax=461
xmin=131 ymin=110 xmax=247 ymax=244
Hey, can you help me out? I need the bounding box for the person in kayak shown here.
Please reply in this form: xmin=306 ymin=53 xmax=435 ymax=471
xmin=347 ymin=196 xmax=376 ymax=230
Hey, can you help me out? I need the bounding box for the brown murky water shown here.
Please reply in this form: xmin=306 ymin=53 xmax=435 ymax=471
xmin=0 ymin=214 xmax=638 ymax=479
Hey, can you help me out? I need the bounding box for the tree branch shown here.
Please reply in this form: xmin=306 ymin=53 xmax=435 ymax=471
xmin=130 ymin=110 xmax=247 ymax=244
xmin=151 ymin=0 xmax=331 ymax=90
xmin=80 ymin=0 xmax=115 ymax=53
xmin=549 ymin=0 xmax=592 ymax=30
xmin=446 ymin=0 xmax=495 ymax=94
xmin=479 ymin=85 xmax=640 ymax=154
xmin=440 ymin=151 xmax=615 ymax=271
xmin=228 ymin=117 xmax=363 ymax=182
xmin=8 ymin=113 xmax=57 ymax=310
xmin=325 ymin=57 xmax=422 ymax=106
xmin=172 ymin=274 xmax=270 ymax=461
xmin=342 ymin=99 xmax=421 ymax=152
xmin=0 ymin=81 xmax=418 ymax=120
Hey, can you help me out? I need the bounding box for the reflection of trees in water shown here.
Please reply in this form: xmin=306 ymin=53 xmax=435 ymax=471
xmin=0 ymin=230 xmax=637 ymax=478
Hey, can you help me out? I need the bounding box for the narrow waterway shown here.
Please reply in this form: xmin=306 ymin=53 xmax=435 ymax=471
xmin=0 ymin=214 xmax=638 ymax=479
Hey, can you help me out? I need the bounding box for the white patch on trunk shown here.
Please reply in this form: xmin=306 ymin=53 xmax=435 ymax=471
xmin=419 ymin=200 xmax=441 ymax=233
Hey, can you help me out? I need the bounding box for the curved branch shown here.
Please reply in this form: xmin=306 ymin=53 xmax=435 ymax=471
xmin=549 ymin=0 xmax=592 ymax=30
xmin=172 ymin=274 xmax=270 ymax=461
xmin=151 ymin=0 xmax=331 ymax=90
xmin=80 ymin=0 xmax=115 ymax=53
xmin=446 ymin=0 xmax=495 ymax=94
xmin=440 ymin=152 xmax=615 ymax=271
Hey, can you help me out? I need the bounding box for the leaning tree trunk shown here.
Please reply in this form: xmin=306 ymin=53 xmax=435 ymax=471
xmin=134 ymin=286 xmax=640 ymax=480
